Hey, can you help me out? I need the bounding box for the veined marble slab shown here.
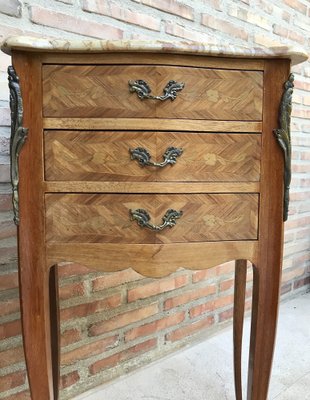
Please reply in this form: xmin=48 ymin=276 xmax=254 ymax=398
xmin=1 ymin=35 xmax=308 ymax=65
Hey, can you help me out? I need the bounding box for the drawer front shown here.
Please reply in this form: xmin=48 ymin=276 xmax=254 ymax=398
xmin=45 ymin=193 xmax=259 ymax=244
xmin=44 ymin=131 xmax=261 ymax=182
xmin=42 ymin=65 xmax=263 ymax=120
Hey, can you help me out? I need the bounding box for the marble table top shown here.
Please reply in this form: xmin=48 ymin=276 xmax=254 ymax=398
xmin=1 ymin=36 xmax=308 ymax=65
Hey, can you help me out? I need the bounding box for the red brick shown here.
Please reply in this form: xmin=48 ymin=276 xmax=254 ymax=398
xmin=0 ymin=371 xmax=26 ymax=391
xmin=60 ymin=328 xmax=82 ymax=347
xmin=89 ymin=338 xmax=157 ymax=374
xmin=83 ymin=0 xmax=161 ymax=31
xmin=0 ymin=320 xmax=21 ymax=339
xmin=201 ymin=14 xmax=248 ymax=40
xmin=190 ymin=294 xmax=234 ymax=319
xmin=59 ymin=371 xmax=80 ymax=389
xmin=58 ymin=263 xmax=91 ymax=278
xmin=125 ymin=311 xmax=185 ymax=341
xmin=59 ymin=282 xmax=85 ymax=300
xmin=61 ymin=335 xmax=118 ymax=365
xmin=133 ymin=0 xmax=194 ymax=20
xmin=228 ymin=6 xmax=270 ymax=30
xmin=189 ymin=301 xmax=213 ymax=319
xmin=89 ymin=303 xmax=159 ymax=336
xmin=273 ymin=24 xmax=289 ymax=38
xmin=0 ymin=107 xmax=10 ymax=125
xmin=283 ymin=0 xmax=307 ymax=14
xmin=258 ymin=0 xmax=273 ymax=14
xmin=0 ymin=297 xmax=20 ymax=316
xmin=164 ymin=285 xmax=216 ymax=310
xmin=92 ymin=269 xmax=141 ymax=292
xmin=60 ymin=293 xmax=122 ymax=320
xmin=2 ymin=391 xmax=30 ymax=400
xmin=192 ymin=268 xmax=216 ymax=283
xmin=0 ymin=346 xmax=24 ymax=368
xmin=165 ymin=22 xmax=214 ymax=42
xmin=0 ymin=195 xmax=12 ymax=211
xmin=128 ymin=275 xmax=188 ymax=302
xmin=207 ymin=0 xmax=223 ymax=11
xmin=216 ymin=262 xmax=235 ymax=276
xmin=281 ymin=282 xmax=292 ymax=295
xmin=286 ymin=215 xmax=310 ymax=229
xmin=293 ymin=275 xmax=310 ymax=289
xmin=29 ymin=6 xmax=123 ymax=39
xmin=219 ymin=308 xmax=233 ymax=322
xmin=0 ymin=0 xmax=21 ymax=17
xmin=282 ymin=267 xmax=305 ymax=283
xmin=300 ymin=151 xmax=310 ymax=160
xmin=294 ymin=80 xmax=310 ymax=91
xmin=292 ymin=253 xmax=310 ymax=267
xmin=0 ymin=164 xmax=10 ymax=182
xmin=166 ymin=316 xmax=214 ymax=342
xmin=0 ymin=246 xmax=17 ymax=264
xmin=282 ymin=10 xmax=291 ymax=22
xmin=288 ymin=30 xmax=306 ymax=44
xmin=0 ymin=220 xmax=17 ymax=240
xmin=219 ymin=279 xmax=234 ymax=292
xmin=0 ymin=272 xmax=18 ymax=290
xmin=292 ymin=107 xmax=310 ymax=119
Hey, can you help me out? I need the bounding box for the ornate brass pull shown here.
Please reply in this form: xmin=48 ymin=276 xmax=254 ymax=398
xmin=129 ymin=146 xmax=183 ymax=168
xmin=128 ymin=79 xmax=185 ymax=101
xmin=130 ymin=209 xmax=183 ymax=231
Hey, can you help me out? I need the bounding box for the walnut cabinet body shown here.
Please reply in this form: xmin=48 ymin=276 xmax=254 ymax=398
xmin=4 ymin=38 xmax=304 ymax=400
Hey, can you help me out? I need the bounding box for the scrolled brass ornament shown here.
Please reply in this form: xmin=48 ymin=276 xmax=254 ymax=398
xmin=8 ymin=66 xmax=29 ymax=225
xmin=273 ymin=73 xmax=294 ymax=221
xmin=128 ymin=79 xmax=185 ymax=101
xmin=129 ymin=146 xmax=183 ymax=168
xmin=130 ymin=208 xmax=183 ymax=231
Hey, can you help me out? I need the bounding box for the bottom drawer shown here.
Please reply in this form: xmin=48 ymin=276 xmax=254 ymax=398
xmin=45 ymin=193 xmax=258 ymax=244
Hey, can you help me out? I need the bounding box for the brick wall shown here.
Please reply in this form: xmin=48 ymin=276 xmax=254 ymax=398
xmin=0 ymin=0 xmax=309 ymax=399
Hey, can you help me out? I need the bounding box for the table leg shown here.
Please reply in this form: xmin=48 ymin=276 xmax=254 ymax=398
xmin=49 ymin=265 xmax=60 ymax=400
xmin=19 ymin=262 xmax=56 ymax=399
xmin=234 ymin=259 xmax=247 ymax=400
xmin=247 ymin=262 xmax=281 ymax=400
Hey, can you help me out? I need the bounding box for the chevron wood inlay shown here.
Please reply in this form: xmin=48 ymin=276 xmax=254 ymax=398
xmin=42 ymin=65 xmax=263 ymax=120
xmin=44 ymin=131 xmax=261 ymax=182
xmin=45 ymin=193 xmax=258 ymax=244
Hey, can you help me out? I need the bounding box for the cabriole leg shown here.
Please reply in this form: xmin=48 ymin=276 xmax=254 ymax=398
xmin=247 ymin=263 xmax=282 ymax=400
xmin=234 ymin=259 xmax=247 ymax=400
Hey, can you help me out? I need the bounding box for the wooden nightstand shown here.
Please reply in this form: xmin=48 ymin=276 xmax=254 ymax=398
xmin=2 ymin=36 xmax=307 ymax=400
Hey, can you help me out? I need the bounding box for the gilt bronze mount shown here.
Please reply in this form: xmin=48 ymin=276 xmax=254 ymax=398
xmin=8 ymin=66 xmax=28 ymax=225
xmin=128 ymin=79 xmax=185 ymax=101
xmin=274 ymin=73 xmax=294 ymax=221
xmin=130 ymin=208 xmax=183 ymax=231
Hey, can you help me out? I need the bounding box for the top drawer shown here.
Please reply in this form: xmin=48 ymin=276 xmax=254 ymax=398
xmin=42 ymin=65 xmax=263 ymax=120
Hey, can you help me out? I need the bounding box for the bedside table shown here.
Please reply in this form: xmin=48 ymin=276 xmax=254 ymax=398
xmin=2 ymin=36 xmax=307 ymax=400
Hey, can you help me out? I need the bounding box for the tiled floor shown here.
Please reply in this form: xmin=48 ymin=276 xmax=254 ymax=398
xmin=74 ymin=291 xmax=310 ymax=400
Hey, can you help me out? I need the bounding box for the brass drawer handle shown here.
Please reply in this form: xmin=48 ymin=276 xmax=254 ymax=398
xmin=128 ymin=79 xmax=185 ymax=101
xmin=129 ymin=146 xmax=183 ymax=168
xmin=130 ymin=208 xmax=183 ymax=231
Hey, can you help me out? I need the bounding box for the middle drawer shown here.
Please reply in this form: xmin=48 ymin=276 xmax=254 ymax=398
xmin=44 ymin=131 xmax=261 ymax=182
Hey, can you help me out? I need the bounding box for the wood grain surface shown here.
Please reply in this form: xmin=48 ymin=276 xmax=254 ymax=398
xmin=43 ymin=118 xmax=262 ymax=132
xmin=45 ymin=193 xmax=258 ymax=244
xmin=41 ymin=52 xmax=265 ymax=71
xmin=44 ymin=130 xmax=261 ymax=182
xmin=44 ymin=181 xmax=260 ymax=193
xmin=42 ymin=65 xmax=263 ymax=120
xmin=46 ymin=241 xmax=258 ymax=277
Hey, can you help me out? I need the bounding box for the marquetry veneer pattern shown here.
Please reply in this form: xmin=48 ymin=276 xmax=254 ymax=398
xmin=45 ymin=193 xmax=259 ymax=244
xmin=44 ymin=131 xmax=261 ymax=182
xmin=42 ymin=65 xmax=263 ymax=120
